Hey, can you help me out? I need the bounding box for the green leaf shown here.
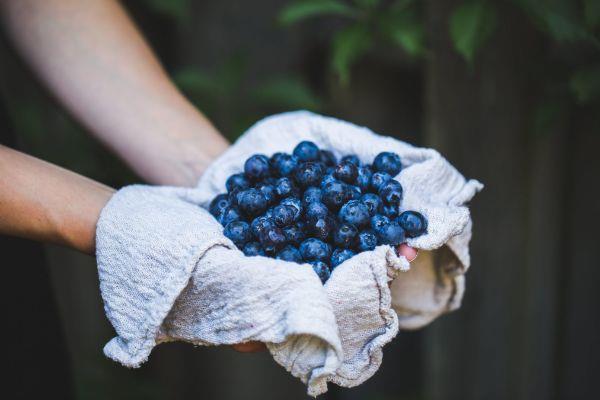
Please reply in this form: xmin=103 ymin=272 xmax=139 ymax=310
xmin=381 ymin=6 xmax=425 ymax=57
xmin=252 ymin=76 xmax=322 ymax=110
xmin=331 ymin=24 xmax=372 ymax=84
xmin=353 ymin=0 xmax=380 ymax=9
xmin=173 ymin=68 xmax=219 ymax=95
xmin=449 ymin=1 xmax=497 ymax=64
xmin=141 ymin=0 xmax=190 ymax=23
xmin=569 ymin=65 xmax=600 ymax=103
xmin=279 ymin=0 xmax=356 ymax=26
xmin=584 ymin=0 xmax=600 ymax=29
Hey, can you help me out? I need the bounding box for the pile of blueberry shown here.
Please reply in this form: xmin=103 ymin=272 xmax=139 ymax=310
xmin=209 ymin=141 xmax=427 ymax=283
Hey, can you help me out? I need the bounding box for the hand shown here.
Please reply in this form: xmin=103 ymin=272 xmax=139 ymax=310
xmin=397 ymin=243 xmax=418 ymax=261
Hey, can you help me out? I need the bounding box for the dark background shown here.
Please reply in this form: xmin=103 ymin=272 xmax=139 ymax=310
xmin=1 ymin=0 xmax=599 ymax=399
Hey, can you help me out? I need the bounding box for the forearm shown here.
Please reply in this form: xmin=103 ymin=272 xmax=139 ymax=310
xmin=0 ymin=144 xmax=114 ymax=254
xmin=0 ymin=0 xmax=228 ymax=186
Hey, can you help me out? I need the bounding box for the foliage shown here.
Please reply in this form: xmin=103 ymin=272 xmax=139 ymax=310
xmin=449 ymin=1 xmax=497 ymax=65
xmin=138 ymin=0 xmax=191 ymax=24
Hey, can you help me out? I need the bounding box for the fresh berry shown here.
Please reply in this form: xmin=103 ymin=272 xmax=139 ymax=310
xmin=243 ymin=241 xmax=265 ymax=256
xmin=360 ymin=193 xmax=381 ymax=216
xmin=382 ymin=204 xmax=399 ymax=219
xmin=224 ymin=220 xmax=252 ymax=247
xmin=320 ymin=173 xmax=337 ymax=189
xmin=294 ymin=162 xmax=324 ymax=188
xmin=319 ymin=150 xmax=337 ymax=166
xmin=331 ymin=248 xmax=355 ymax=268
xmin=217 ymin=206 xmax=241 ymax=226
xmin=307 ymin=216 xmax=336 ymax=241
xmin=259 ymin=226 xmax=287 ymax=252
xmin=333 ymin=223 xmax=358 ymax=248
xmin=276 ymin=245 xmax=303 ymax=263
xmin=272 ymin=204 xmax=296 ymax=227
xmin=244 ymin=154 xmax=271 ymax=181
xmin=357 ymin=230 xmax=378 ymax=251
xmin=373 ymin=152 xmax=402 ymax=176
xmin=349 ymin=185 xmax=362 ymax=200
xmin=293 ymin=141 xmax=320 ymax=162
xmin=339 ymin=200 xmax=371 ymax=228
xmin=378 ymin=179 xmax=403 ymax=205
xmin=275 ymin=177 xmax=297 ymax=198
xmin=237 ymin=188 xmax=268 ymax=217
xmin=209 ymin=193 xmax=230 ymax=217
xmin=302 ymin=187 xmax=322 ymax=204
xmin=305 ymin=201 xmax=329 ymax=221
xmin=397 ymin=211 xmax=428 ymax=238
xmin=251 ymin=216 xmax=275 ymax=238
xmin=333 ymin=161 xmax=358 ymax=184
xmin=312 ymin=261 xmax=331 ymax=283
xmin=376 ymin=221 xmax=406 ymax=245
xmin=271 ymin=153 xmax=299 ymax=177
xmin=226 ymin=173 xmax=250 ymax=192
xmin=370 ymin=172 xmax=391 ymax=192
xmin=282 ymin=224 xmax=306 ymax=246
xmin=341 ymin=154 xmax=361 ymax=166
xmin=370 ymin=214 xmax=391 ymax=232
xmin=356 ymin=166 xmax=373 ymax=191
xmin=280 ymin=197 xmax=303 ymax=221
xmin=257 ymin=183 xmax=277 ymax=206
xmin=299 ymin=238 xmax=331 ymax=262
xmin=322 ymin=181 xmax=351 ymax=210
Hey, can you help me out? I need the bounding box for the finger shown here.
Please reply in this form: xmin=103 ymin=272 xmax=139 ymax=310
xmin=396 ymin=243 xmax=418 ymax=262
xmin=232 ymin=341 xmax=267 ymax=353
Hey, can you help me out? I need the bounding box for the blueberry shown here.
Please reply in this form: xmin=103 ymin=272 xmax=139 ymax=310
xmin=322 ymin=181 xmax=351 ymax=210
xmin=272 ymin=204 xmax=296 ymax=227
xmin=357 ymin=230 xmax=378 ymax=251
xmin=349 ymin=185 xmax=362 ymax=200
xmin=217 ymin=206 xmax=241 ymax=226
xmin=244 ymin=154 xmax=271 ymax=181
xmin=226 ymin=173 xmax=250 ymax=192
xmin=275 ymin=177 xmax=298 ymax=198
xmin=311 ymin=261 xmax=331 ymax=283
xmin=370 ymin=214 xmax=391 ymax=232
xmin=294 ymin=162 xmax=324 ymax=188
xmin=276 ymin=245 xmax=303 ymax=263
xmin=299 ymin=238 xmax=331 ymax=262
xmin=256 ymin=183 xmax=277 ymax=206
xmin=282 ymin=224 xmax=306 ymax=246
xmin=269 ymin=152 xmax=284 ymax=166
xmin=370 ymin=172 xmax=391 ymax=192
xmin=224 ymin=220 xmax=252 ymax=247
xmin=333 ymin=161 xmax=358 ymax=184
xmin=331 ymin=248 xmax=355 ymax=268
xmin=259 ymin=226 xmax=287 ymax=252
xmin=237 ymin=188 xmax=268 ymax=217
xmin=305 ymin=201 xmax=329 ymax=221
xmin=320 ymin=173 xmax=338 ymax=189
xmin=333 ymin=223 xmax=358 ymax=248
xmin=339 ymin=200 xmax=371 ymax=228
xmin=379 ymin=180 xmax=404 ymax=205
xmin=243 ymin=241 xmax=265 ymax=256
xmin=356 ymin=166 xmax=373 ymax=191
xmin=293 ymin=141 xmax=320 ymax=162
xmin=280 ymin=197 xmax=303 ymax=221
xmin=209 ymin=193 xmax=230 ymax=217
xmin=361 ymin=193 xmax=381 ymax=216
xmin=376 ymin=221 xmax=406 ymax=245
xmin=397 ymin=211 xmax=428 ymax=238
xmin=302 ymin=187 xmax=322 ymax=204
xmin=382 ymin=204 xmax=399 ymax=219
xmin=341 ymin=154 xmax=361 ymax=166
xmin=307 ymin=215 xmax=336 ymax=241
xmin=373 ymin=152 xmax=402 ymax=176
xmin=272 ymin=153 xmax=299 ymax=177
xmin=319 ymin=150 xmax=337 ymax=166
xmin=251 ymin=216 xmax=275 ymax=238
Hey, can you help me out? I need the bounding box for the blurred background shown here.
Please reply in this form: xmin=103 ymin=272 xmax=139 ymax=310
xmin=1 ymin=0 xmax=599 ymax=399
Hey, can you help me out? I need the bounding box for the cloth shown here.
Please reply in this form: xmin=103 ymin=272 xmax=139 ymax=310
xmin=96 ymin=111 xmax=482 ymax=396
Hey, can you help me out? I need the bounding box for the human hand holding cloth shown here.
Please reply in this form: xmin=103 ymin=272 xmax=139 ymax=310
xmin=95 ymin=111 xmax=482 ymax=395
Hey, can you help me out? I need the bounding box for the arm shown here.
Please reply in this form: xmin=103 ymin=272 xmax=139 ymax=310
xmin=0 ymin=0 xmax=229 ymax=186
xmin=0 ymin=144 xmax=114 ymax=254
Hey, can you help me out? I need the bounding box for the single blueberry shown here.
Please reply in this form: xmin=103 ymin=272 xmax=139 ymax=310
xmin=373 ymin=152 xmax=402 ymax=176
xmin=251 ymin=216 xmax=275 ymax=238
xmin=382 ymin=204 xmax=399 ymax=219
xmin=264 ymin=207 xmax=275 ymax=219
xmin=294 ymin=162 xmax=324 ymax=188
xmin=293 ymin=141 xmax=320 ymax=162
xmin=322 ymin=181 xmax=351 ymax=210
xmin=226 ymin=173 xmax=250 ymax=192
xmin=333 ymin=161 xmax=358 ymax=184
xmin=339 ymin=200 xmax=371 ymax=228
xmin=280 ymin=197 xmax=303 ymax=221
xmin=272 ymin=153 xmax=299 ymax=177
xmin=356 ymin=166 xmax=373 ymax=191
xmin=272 ymin=204 xmax=296 ymax=227
xmin=223 ymin=220 xmax=252 ymax=247
xmin=341 ymin=154 xmax=361 ymax=166
xmin=276 ymin=245 xmax=303 ymax=263
xmin=243 ymin=241 xmax=265 ymax=257
xmin=217 ymin=206 xmax=241 ymax=226
xmin=305 ymin=201 xmax=329 ymax=221
xmin=302 ymin=187 xmax=322 ymax=204
xmin=349 ymin=185 xmax=362 ymax=200
xmin=259 ymin=226 xmax=287 ymax=253
xmin=333 ymin=223 xmax=358 ymax=248
xmin=269 ymin=152 xmax=284 ymax=166
xmin=275 ymin=177 xmax=298 ymax=198
xmin=256 ymin=183 xmax=277 ymax=206
xmin=311 ymin=261 xmax=331 ymax=283
xmin=331 ymin=248 xmax=355 ymax=268
xmin=370 ymin=171 xmax=392 ymax=192
xmin=379 ymin=179 xmax=404 ymax=205
xmin=209 ymin=193 xmax=230 ymax=217
xmin=244 ymin=154 xmax=271 ymax=181
xmin=376 ymin=221 xmax=406 ymax=245
xmin=282 ymin=224 xmax=306 ymax=246
xmin=320 ymin=173 xmax=338 ymax=189
xmin=299 ymin=238 xmax=331 ymax=262
xmin=361 ymin=193 xmax=381 ymax=216
xmin=397 ymin=211 xmax=428 ymax=238
xmin=319 ymin=150 xmax=337 ymax=166
xmin=357 ymin=230 xmax=378 ymax=252
xmin=370 ymin=214 xmax=391 ymax=232
xmin=307 ymin=215 xmax=336 ymax=241
xmin=237 ymin=188 xmax=268 ymax=217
